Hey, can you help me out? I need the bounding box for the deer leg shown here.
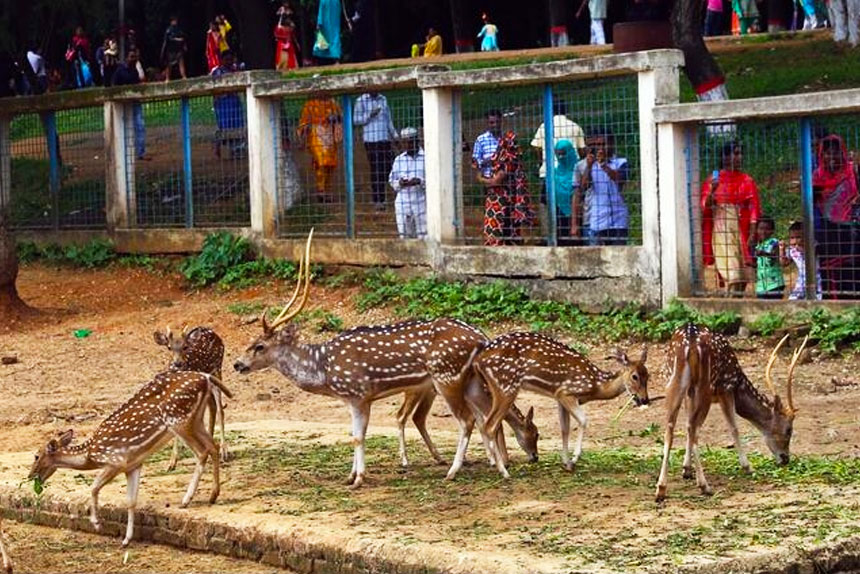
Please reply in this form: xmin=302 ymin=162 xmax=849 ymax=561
xmin=121 ymin=466 xmax=142 ymax=547
xmin=212 ymin=389 xmax=229 ymax=463
xmin=687 ymin=399 xmax=713 ymax=496
xmin=174 ymin=417 xmax=220 ymax=507
xmin=480 ymin=390 xmax=515 ymax=479
xmin=558 ymin=404 xmax=573 ymax=470
xmin=682 ymin=397 xmax=695 ymax=480
xmin=348 ymin=402 xmax=371 ymax=489
xmin=396 ymin=391 xmax=419 ymax=467
xmin=558 ymin=395 xmax=587 ymax=468
xmin=718 ymin=395 xmax=751 ymax=473
xmin=411 ymin=388 xmax=445 ymax=465
xmin=0 ymin=519 xmax=12 ymax=574
xmin=655 ymin=380 xmax=686 ymax=502
xmin=89 ymin=466 xmax=121 ymax=532
xmin=166 ymin=439 xmax=181 ymax=472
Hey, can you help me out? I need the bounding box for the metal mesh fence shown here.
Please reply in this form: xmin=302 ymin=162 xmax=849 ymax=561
xmin=456 ymin=75 xmax=640 ymax=246
xmin=9 ymin=107 xmax=106 ymax=229
xmin=688 ymin=116 xmax=860 ymax=299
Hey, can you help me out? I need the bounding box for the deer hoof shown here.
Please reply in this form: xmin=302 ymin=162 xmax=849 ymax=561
xmin=209 ymin=490 xmax=220 ymax=504
xmin=740 ymin=464 xmax=752 ymax=475
xmin=655 ymin=487 xmax=667 ymax=503
xmin=121 ymin=538 xmax=131 ymax=548
xmin=349 ymin=474 xmax=364 ymax=489
xmin=563 ymin=462 xmax=575 ymax=472
xmin=91 ymin=520 xmax=102 ymax=532
xmin=700 ymin=485 xmax=713 ymax=496
xmin=682 ymin=467 xmax=694 ymax=480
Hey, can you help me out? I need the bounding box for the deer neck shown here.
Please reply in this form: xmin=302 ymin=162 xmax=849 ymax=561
xmin=592 ymin=370 xmax=628 ymax=401
xmin=733 ymin=376 xmax=774 ymax=432
xmin=274 ymin=342 xmax=329 ymax=394
xmin=53 ymin=441 xmax=100 ymax=471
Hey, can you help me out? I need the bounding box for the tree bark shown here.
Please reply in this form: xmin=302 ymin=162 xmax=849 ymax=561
xmin=671 ymin=0 xmax=727 ymax=99
xmin=0 ymin=209 xmax=29 ymax=318
xmin=228 ymin=0 xmax=274 ymax=69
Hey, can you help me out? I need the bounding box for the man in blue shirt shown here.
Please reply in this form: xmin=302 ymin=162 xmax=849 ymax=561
xmin=472 ymin=109 xmax=502 ymax=180
xmin=577 ymin=130 xmax=629 ymax=245
xmin=112 ymin=49 xmax=148 ymax=161
xmin=354 ymin=92 xmax=398 ymax=211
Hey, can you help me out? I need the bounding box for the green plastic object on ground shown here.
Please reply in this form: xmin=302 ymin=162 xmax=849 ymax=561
xmin=73 ymin=329 xmax=92 ymax=338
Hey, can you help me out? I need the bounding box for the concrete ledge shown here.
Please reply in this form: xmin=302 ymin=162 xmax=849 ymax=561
xmin=680 ymin=297 xmax=860 ymax=322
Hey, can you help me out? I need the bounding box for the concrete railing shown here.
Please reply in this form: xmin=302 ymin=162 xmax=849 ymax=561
xmin=1 ymin=51 xmax=687 ymax=307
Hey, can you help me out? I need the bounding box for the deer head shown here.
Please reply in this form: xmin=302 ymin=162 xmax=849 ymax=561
xmin=153 ymin=325 xmax=190 ymax=368
xmin=761 ymin=334 xmax=808 ymax=465
xmin=607 ymin=347 xmax=649 ymax=406
xmin=29 ymin=429 xmax=75 ymax=482
xmin=233 ymin=230 xmax=313 ymax=375
xmin=512 ymin=406 xmax=539 ymax=462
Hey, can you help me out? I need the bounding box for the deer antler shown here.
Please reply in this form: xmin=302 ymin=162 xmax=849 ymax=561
xmin=267 ymin=229 xmax=314 ymax=332
xmin=785 ymin=335 xmax=809 ymax=414
xmin=764 ymin=334 xmax=790 ymax=396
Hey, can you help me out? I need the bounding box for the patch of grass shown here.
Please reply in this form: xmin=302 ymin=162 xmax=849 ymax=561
xmin=300 ymin=309 xmax=345 ymax=333
xmin=180 ymin=231 xmax=255 ymax=288
xmin=226 ymin=301 xmax=267 ymax=316
xmin=801 ymin=307 xmax=860 ymax=354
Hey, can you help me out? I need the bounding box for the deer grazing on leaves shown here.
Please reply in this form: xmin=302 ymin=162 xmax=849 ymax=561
xmin=655 ymin=324 xmax=807 ymax=502
xmin=153 ymin=325 xmax=227 ymax=469
xmin=476 ymin=331 xmax=649 ymax=478
xmin=233 ymin=231 xmax=539 ymax=488
xmin=29 ymin=371 xmax=231 ymax=546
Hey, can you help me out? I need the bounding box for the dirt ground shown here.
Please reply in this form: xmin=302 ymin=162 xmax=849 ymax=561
xmin=3 ymin=264 xmax=860 ymax=573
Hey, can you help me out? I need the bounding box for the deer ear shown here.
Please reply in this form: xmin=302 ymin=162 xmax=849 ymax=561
xmin=640 ymin=346 xmax=648 ymax=363
xmin=526 ymin=406 xmax=534 ymax=423
xmin=772 ymin=395 xmax=784 ymax=414
xmin=277 ymin=322 xmax=300 ymax=343
xmin=59 ymin=429 xmax=74 ymax=446
xmin=153 ymin=330 xmax=168 ymax=346
xmin=612 ymin=349 xmax=630 ymax=366
xmin=46 ymin=439 xmax=59 ymax=454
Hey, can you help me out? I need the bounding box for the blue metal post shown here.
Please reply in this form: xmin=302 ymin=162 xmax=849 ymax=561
xmin=543 ymin=84 xmax=557 ymax=246
xmin=799 ymin=118 xmax=817 ymax=300
xmin=181 ymin=98 xmax=193 ymax=228
xmin=342 ymin=94 xmax=355 ymax=238
xmin=45 ymin=112 xmax=60 ymax=229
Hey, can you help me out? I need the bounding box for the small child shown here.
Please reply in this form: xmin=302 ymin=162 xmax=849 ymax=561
xmin=781 ymin=221 xmax=822 ymax=300
xmin=754 ymin=215 xmax=785 ymax=299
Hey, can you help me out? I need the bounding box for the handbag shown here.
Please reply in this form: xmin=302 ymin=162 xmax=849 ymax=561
xmin=314 ymin=30 xmax=329 ymax=52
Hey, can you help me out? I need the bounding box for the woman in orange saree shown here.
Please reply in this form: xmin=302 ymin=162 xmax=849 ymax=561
xmin=298 ymin=97 xmax=343 ymax=203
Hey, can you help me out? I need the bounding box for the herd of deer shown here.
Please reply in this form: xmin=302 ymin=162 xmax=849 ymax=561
xmin=0 ymin=231 xmax=809 ymax=565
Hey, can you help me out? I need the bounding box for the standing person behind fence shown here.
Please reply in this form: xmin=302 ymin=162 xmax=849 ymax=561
xmin=112 ymin=49 xmax=149 ymax=162
xmin=354 ymin=92 xmax=398 ymax=212
xmin=576 ymin=0 xmax=608 ymax=44
xmin=388 ymin=127 xmax=427 ymax=239
xmin=298 ymin=97 xmax=343 ymax=204
xmin=472 ymin=109 xmax=502 ymax=182
xmin=477 ymin=13 xmax=500 ymax=52
xmin=216 ymin=15 xmax=232 ymax=54
xmin=423 ymin=27 xmax=444 ymax=56
xmin=753 ymin=215 xmax=786 ymax=299
xmin=205 ymin=21 xmax=222 ymax=74
xmin=571 ymin=133 xmax=597 ymax=243
xmin=26 ymin=46 xmax=47 ymax=94
xmin=553 ymin=139 xmax=578 ymax=245
xmin=701 ymin=141 xmax=761 ymax=295
xmin=275 ymin=3 xmax=300 ymax=70
xmin=828 ymin=0 xmax=859 ymax=45
xmin=732 ymin=0 xmax=761 ymax=34
xmin=781 ymin=221 xmax=822 ymax=299
xmin=480 ymin=131 xmax=535 ymax=245
xmin=579 ymin=130 xmax=629 ymax=246
xmin=705 ymin=0 xmax=725 ymax=35
xmin=161 ymin=16 xmax=188 ymax=82
xmin=211 ymin=51 xmax=246 ymax=159
xmin=313 ymin=0 xmax=342 ymax=64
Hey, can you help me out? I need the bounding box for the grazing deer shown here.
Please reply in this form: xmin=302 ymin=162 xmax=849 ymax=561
xmin=153 ymin=325 xmax=227 ymax=469
xmin=233 ymin=231 xmax=538 ymax=487
xmin=29 ymin=371 xmax=231 ymax=546
xmin=0 ymin=520 xmax=11 ymax=574
xmin=476 ymin=331 xmax=649 ymax=478
xmin=654 ymin=324 xmax=807 ymax=502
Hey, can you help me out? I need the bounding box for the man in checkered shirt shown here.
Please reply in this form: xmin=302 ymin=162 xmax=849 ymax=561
xmin=388 ymin=127 xmax=427 ymax=238
xmin=472 ymin=109 xmax=502 ymax=179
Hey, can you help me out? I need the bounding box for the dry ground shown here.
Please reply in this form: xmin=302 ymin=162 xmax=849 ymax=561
xmin=2 ymin=264 xmax=860 ymax=573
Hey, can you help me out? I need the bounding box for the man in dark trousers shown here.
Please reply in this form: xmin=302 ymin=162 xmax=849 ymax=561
xmin=112 ymin=49 xmax=149 ymax=161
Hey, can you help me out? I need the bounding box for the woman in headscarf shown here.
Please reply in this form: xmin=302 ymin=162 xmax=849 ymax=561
xmin=298 ymin=97 xmax=343 ymax=203
xmin=553 ymin=139 xmax=577 ymax=245
xmin=812 ymin=134 xmax=859 ymax=297
xmin=701 ymin=140 xmax=762 ymax=295
xmin=479 ymin=130 xmax=535 ymax=245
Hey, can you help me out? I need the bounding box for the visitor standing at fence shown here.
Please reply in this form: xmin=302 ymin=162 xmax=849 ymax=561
xmin=705 ymin=0 xmax=725 ymax=35
xmin=68 ymin=26 xmax=93 ymax=89
xmin=216 ymin=15 xmax=232 ymax=54
xmin=275 ymin=3 xmax=300 ymax=70
xmin=812 ymin=134 xmax=859 ymax=297
xmin=579 ymin=131 xmax=629 ymax=246
xmin=480 ymin=131 xmax=535 ymax=245
xmin=577 ymin=0 xmax=607 ymax=45
xmin=313 ymin=0 xmax=342 ymax=63
xmin=211 ymin=51 xmax=246 ymax=159
xmin=112 ymin=49 xmax=149 ymax=162
xmin=828 ymin=0 xmax=860 ymax=45
xmin=732 ymin=0 xmax=761 ymax=34
xmin=477 ymin=13 xmax=500 ymax=51
xmin=753 ymin=215 xmax=786 ymax=299
xmin=206 ymin=21 xmax=222 ymax=73
xmin=472 ymin=109 xmax=502 ymax=181
xmin=424 ymin=27 xmax=444 ymax=56
xmin=781 ymin=221 xmax=822 ymax=299
xmin=354 ymin=92 xmax=399 ymax=212
xmin=553 ymin=139 xmax=578 ymax=245
xmin=299 ymin=97 xmax=343 ymax=204
xmin=161 ymin=16 xmax=188 ymax=81
xmin=388 ymin=127 xmax=427 ymax=239
xmin=701 ymin=141 xmax=761 ymax=295
xmin=797 ymin=0 xmax=819 ymax=29
xmin=26 ymin=47 xmax=47 ymax=94
xmin=571 ymin=134 xmax=598 ymax=243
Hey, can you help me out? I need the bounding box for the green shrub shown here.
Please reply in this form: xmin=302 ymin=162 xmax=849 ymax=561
xmin=180 ymin=232 xmax=255 ymax=288
xmin=749 ymin=312 xmax=786 ymax=336
xmin=15 ymin=238 xmax=116 ymax=268
xmin=804 ymin=307 xmax=860 ymax=354
xmin=217 ymin=259 xmax=298 ymax=290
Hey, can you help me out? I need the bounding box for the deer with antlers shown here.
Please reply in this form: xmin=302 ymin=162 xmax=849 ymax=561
xmin=655 ymin=324 xmax=808 ymax=502
xmin=153 ymin=325 xmax=227 ymax=469
xmin=476 ymin=332 xmax=649 ymax=478
xmin=29 ymin=371 xmax=231 ymax=546
xmin=233 ymin=231 xmax=539 ymax=487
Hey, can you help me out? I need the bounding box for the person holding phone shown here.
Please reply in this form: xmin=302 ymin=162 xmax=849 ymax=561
xmin=577 ymin=130 xmax=629 ymax=246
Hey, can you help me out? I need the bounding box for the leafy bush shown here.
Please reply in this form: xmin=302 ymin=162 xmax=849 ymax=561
xmin=217 ymin=259 xmax=298 ymax=290
xmin=804 ymin=307 xmax=860 ymax=354
xmin=749 ymin=312 xmax=786 ymax=336
xmin=16 ymin=238 xmax=116 ymax=268
xmin=180 ymin=232 xmax=255 ymax=288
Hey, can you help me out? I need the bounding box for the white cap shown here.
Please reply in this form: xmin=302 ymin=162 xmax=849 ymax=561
xmin=400 ymin=127 xmax=418 ymax=139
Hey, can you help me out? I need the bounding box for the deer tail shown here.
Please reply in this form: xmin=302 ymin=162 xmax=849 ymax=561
xmin=206 ymin=373 xmax=234 ymax=399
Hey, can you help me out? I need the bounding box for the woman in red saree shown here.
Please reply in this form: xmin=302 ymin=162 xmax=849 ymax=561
xmin=205 ymin=21 xmax=221 ymax=73
xmin=274 ymin=5 xmax=300 ymax=70
xmin=701 ymin=141 xmax=762 ymax=295
xmin=298 ymin=97 xmax=343 ymax=203
xmin=478 ymin=130 xmax=535 ymax=245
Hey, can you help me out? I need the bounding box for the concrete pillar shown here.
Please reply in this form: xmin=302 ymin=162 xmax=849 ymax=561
xmin=246 ymin=88 xmax=279 ymax=239
xmin=104 ymin=101 xmax=131 ymax=230
xmin=638 ymin=63 xmax=680 ymax=305
xmin=0 ymin=116 xmax=10 ymax=210
xmin=657 ymin=122 xmax=693 ymax=303
xmin=422 ymin=87 xmax=457 ymax=244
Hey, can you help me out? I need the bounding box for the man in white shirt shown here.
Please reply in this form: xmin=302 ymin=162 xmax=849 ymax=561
xmin=354 ymin=92 xmax=399 ymax=211
xmin=388 ymin=127 xmax=426 ymax=239
xmin=26 ymin=47 xmax=47 ymax=94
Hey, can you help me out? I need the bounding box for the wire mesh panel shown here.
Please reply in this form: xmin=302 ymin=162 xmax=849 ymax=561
xmin=188 ymin=93 xmax=250 ymax=226
xmin=351 ymin=90 xmax=423 ymax=238
xmin=8 ymin=113 xmax=50 ymax=228
xmin=126 ymin=99 xmax=185 ymax=227
xmin=276 ymin=95 xmax=347 ymax=238
xmin=55 ymin=106 xmax=106 ymax=228
xmin=459 ymin=84 xmax=544 ymax=245
xmin=688 ymin=120 xmax=810 ymax=298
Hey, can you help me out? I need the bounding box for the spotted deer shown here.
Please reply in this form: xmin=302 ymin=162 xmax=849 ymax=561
xmin=29 ymin=371 xmax=231 ymax=546
xmin=233 ymin=231 xmax=538 ymax=487
xmin=0 ymin=520 xmax=10 ymax=574
xmin=655 ymin=324 xmax=807 ymax=502
xmin=153 ymin=325 xmax=227 ymax=469
xmin=476 ymin=332 xmax=649 ymax=478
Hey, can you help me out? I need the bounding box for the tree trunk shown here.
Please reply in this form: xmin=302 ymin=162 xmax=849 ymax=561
xmin=228 ymin=0 xmax=274 ymax=69
xmin=449 ymin=0 xmax=474 ymax=53
xmin=671 ymin=0 xmax=728 ymax=101
xmin=548 ymin=0 xmax=569 ymax=46
xmin=0 ymin=209 xmax=29 ymax=318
